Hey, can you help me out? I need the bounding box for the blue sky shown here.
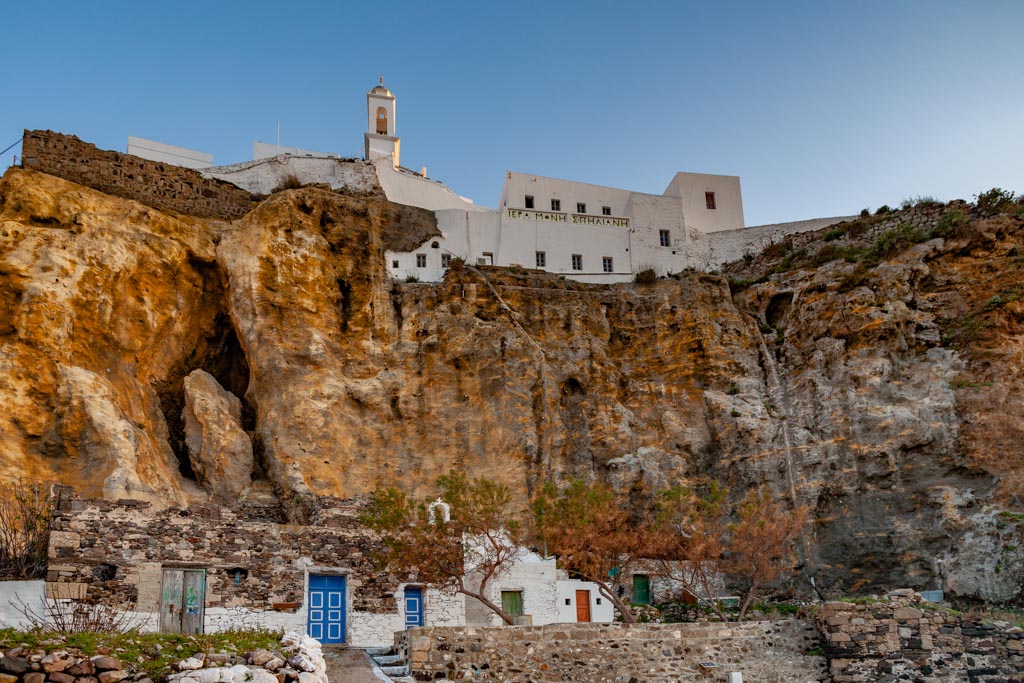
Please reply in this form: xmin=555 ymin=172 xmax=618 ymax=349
xmin=3 ymin=0 xmax=1021 ymax=225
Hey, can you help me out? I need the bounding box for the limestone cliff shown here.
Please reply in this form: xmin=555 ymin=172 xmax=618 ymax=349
xmin=1 ymin=167 xmax=1021 ymax=603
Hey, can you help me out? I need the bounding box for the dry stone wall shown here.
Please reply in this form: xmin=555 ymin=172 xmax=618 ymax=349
xmin=0 ymin=651 xmax=137 ymax=683
xmin=818 ymin=598 xmax=1024 ymax=682
xmin=20 ymin=130 xmax=256 ymax=219
xmin=395 ymin=620 xmax=827 ymax=682
xmin=47 ymin=492 xmax=400 ymax=634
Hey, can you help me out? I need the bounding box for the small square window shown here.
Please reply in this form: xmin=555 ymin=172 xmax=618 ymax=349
xmin=551 ymin=199 xmax=561 ymax=211
xmin=596 ymin=598 xmax=602 ymax=605
xmin=571 ymin=254 xmax=582 ymax=271
xmin=525 ymin=195 xmax=534 ymax=209
xmin=442 ymin=254 xmax=452 ymax=268
xmin=565 ymin=598 xmax=571 ymax=606
xmin=577 ymin=202 xmax=586 ymax=213
xmin=416 ymin=253 xmax=427 ymax=268
xmin=602 ymin=206 xmax=611 ymax=216
xmin=536 ymin=251 xmax=546 ymax=268
xmin=705 ymin=192 xmax=716 ymax=210
xmin=659 ymin=230 xmax=670 ymax=247
xmin=392 ymin=260 xmax=399 ymax=268
xmin=602 ymin=257 xmax=613 ymax=273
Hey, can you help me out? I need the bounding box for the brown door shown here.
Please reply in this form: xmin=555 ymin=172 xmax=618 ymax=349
xmin=575 ymin=590 xmax=591 ymax=622
xmin=160 ymin=569 xmax=205 ymax=634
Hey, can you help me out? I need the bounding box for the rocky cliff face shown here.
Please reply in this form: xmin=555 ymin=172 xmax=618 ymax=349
xmin=1 ymin=167 xmax=1021 ymax=602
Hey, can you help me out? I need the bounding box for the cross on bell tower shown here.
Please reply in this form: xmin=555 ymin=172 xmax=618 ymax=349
xmin=364 ymin=77 xmax=400 ymax=168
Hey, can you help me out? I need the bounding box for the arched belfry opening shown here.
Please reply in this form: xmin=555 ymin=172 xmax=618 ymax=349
xmin=364 ymin=77 xmax=400 ymax=167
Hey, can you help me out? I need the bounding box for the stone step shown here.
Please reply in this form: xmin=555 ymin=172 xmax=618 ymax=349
xmin=371 ymin=654 xmax=404 ymax=665
xmin=362 ymin=646 xmax=392 ymax=656
xmin=388 ymin=677 xmax=416 ymax=683
xmin=380 ymin=664 xmax=410 ymax=676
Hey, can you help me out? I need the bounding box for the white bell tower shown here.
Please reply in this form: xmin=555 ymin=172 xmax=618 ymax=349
xmin=364 ymin=76 xmax=400 ymax=168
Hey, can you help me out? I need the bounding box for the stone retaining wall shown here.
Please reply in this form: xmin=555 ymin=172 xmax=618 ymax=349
xmin=21 ymin=130 xmax=257 ymax=220
xmin=818 ymin=599 xmax=1024 ymax=682
xmin=395 ymin=621 xmax=828 ymax=682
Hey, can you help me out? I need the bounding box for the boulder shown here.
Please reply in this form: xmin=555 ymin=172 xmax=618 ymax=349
xmin=182 ymin=369 xmax=253 ymax=501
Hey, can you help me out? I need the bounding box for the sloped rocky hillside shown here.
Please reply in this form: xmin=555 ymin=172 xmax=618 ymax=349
xmin=1 ymin=167 xmax=1021 ymax=603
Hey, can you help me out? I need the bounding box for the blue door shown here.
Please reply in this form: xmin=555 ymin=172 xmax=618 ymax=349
xmin=307 ymin=574 xmax=346 ymax=643
xmin=404 ymin=587 xmax=423 ymax=629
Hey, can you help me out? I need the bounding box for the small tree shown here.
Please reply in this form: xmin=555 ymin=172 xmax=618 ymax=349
xmin=361 ymin=473 xmax=525 ymax=625
xmin=0 ymin=480 xmax=53 ymax=579
xmin=532 ymin=479 xmax=650 ymax=623
xmin=653 ymin=483 xmax=808 ymax=621
xmin=728 ymin=487 xmax=809 ymax=621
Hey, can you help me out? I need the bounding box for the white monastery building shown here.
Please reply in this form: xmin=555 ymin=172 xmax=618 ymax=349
xmin=130 ymin=80 xmax=852 ymax=278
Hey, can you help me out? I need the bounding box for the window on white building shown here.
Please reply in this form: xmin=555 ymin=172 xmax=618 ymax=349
xmin=602 ymin=257 xmax=613 ymax=273
xmin=705 ymin=192 xmax=716 ymax=210
xmin=416 ymin=254 xmax=426 ymax=267
xmin=602 ymin=206 xmax=611 ymax=215
xmin=660 ymin=230 xmax=671 ymax=247
xmin=525 ymin=195 xmax=534 ymax=209
xmin=392 ymin=260 xmax=399 ymax=268
xmin=551 ymin=199 xmax=561 ymax=211
xmin=442 ymin=254 xmax=452 ymax=268
xmin=577 ymin=202 xmax=586 ymax=213
xmin=536 ymin=251 xmax=546 ymax=268
xmin=572 ymin=254 xmax=582 ymax=271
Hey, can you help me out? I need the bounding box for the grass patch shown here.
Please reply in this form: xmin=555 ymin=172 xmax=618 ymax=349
xmin=940 ymin=316 xmax=986 ymax=349
xmin=928 ymin=209 xmax=970 ymax=239
xmin=823 ymin=227 xmax=847 ymax=242
xmin=0 ymin=628 xmax=283 ymax=680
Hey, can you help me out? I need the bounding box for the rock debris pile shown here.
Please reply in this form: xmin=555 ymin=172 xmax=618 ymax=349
xmin=169 ymin=633 xmax=327 ymax=683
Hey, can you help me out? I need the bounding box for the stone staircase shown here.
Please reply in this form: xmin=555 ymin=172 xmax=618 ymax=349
xmin=363 ymin=646 xmax=414 ymax=682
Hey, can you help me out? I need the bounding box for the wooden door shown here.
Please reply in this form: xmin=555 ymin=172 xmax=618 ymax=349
xmin=160 ymin=569 xmax=205 ymax=634
xmin=575 ymin=590 xmax=591 ymax=622
xmin=404 ymin=587 xmax=423 ymax=629
xmin=307 ymin=574 xmax=347 ymax=644
xmin=633 ymin=574 xmax=651 ymax=605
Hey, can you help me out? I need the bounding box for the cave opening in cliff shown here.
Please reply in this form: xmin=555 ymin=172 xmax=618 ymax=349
xmin=157 ymin=311 xmax=254 ymax=483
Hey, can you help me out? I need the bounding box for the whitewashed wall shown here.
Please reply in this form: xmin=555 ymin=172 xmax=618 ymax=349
xmin=463 ymin=552 xmax=561 ymax=627
xmin=375 ymin=160 xmax=484 ymax=212
xmin=665 ymin=172 xmax=745 ymax=233
xmin=700 ymin=215 xmax=855 ymax=269
xmin=555 ymin=579 xmax=615 ymax=623
xmin=0 ymin=580 xmax=46 ymax=629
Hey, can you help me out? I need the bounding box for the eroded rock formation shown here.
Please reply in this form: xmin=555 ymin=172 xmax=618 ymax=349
xmin=182 ymin=369 xmax=253 ymax=501
xmin=1 ymin=165 xmax=1022 ymax=602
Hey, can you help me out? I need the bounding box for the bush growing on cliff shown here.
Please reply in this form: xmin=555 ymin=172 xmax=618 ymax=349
xmin=975 ymin=187 xmax=1019 ymax=214
xmin=272 ymin=174 xmax=303 ymax=193
xmin=634 ymin=266 xmax=658 ymax=284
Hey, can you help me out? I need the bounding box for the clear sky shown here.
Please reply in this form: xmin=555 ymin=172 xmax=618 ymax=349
xmin=3 ymin=0 xmax=1022 ymax=225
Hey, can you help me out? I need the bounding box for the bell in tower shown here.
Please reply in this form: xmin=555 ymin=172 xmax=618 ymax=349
xmin=364 ymin=76 xmax=400 ymax=167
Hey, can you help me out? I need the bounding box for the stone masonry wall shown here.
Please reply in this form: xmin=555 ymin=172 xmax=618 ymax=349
xmin=818 ymin=597 xmax=1024 ymax=682
xmin=395 ymin=621 xmax=828 ymax=682
xmin=46 ymin=492 xmax=407 ymax=637
xmin=21 ymin=130 xmax=257 ymax=219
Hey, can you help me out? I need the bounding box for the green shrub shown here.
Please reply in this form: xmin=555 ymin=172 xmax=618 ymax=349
xmin=875 ymin=205 xmax=892 ymax=215
xmin=928 ymin=210 xmax=970 ymax=239
xmin=901 ymin=195 xmax=940 ymax=210
xmin=634 ymin=267 xmax=658 ymax=284
xmin=726 ymin=385 xmax=740 ymax=395
xmin=404 ymin=274 xmax=420 ymax=283
xmin=762 ymin=239 xmax=791 ymax=259
xmin=859 ymin=208 xmax=870 ymax=218
xmin=975 ymin=188 xmax=1019 ymax=213
xmin=823 ymin=227 xmax=846 ymax=242
xmin=984 ymin=290 xmax=1019 ymax=311
xmin=730 ymin=409 xmax=741 ymax=418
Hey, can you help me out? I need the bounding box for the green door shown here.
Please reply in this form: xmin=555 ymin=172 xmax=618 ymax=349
xmin=633 ymin=574 xmax=651 ymax=605
xmin=501 ymin=590 xmax=523 ymax=617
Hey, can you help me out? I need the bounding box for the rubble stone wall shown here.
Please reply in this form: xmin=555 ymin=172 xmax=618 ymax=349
xmin=45 ymin=494 xmax=465 ymax=646
xmin=818 ymin=600 xmax=1024 ymax=682
xmin=20 ymin=130 xmax=256 ymax=219
xmin=395 ymin=620 xmax=827 ymax=682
